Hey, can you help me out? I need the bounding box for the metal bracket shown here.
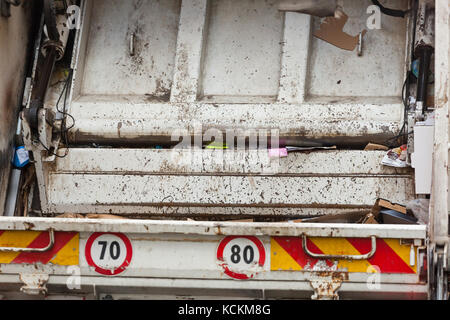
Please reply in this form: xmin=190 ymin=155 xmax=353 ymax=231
xmin=1 ymin=0 xmax=20 ymax=18
xmin=310 ymin=274 xmax=344 ymax=300
xmin=19 ymin=273 xmax=49 ymax=295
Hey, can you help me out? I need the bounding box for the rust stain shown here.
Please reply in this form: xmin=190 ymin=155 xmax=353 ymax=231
xmin=23 ymin=222 xmax=35 ymax=230
xmin=215 ymin=225 xmax=223 ymax=235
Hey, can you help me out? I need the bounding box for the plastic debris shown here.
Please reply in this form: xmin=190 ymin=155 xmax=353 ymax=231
xmin=382 ymin=145 xmax=408 ymax=168
xmin=13 ymin=145 xmax=29 ymax=168
xmin=379 ymin=209 xmax=418 ymax=224
xmin=269 ymin=148 xmax=288 ymax=158
xmin=205 ymin=141 xmax=228 ymax=149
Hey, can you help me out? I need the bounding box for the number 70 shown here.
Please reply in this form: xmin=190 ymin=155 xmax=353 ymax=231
xmin=98 ymin=241 xmax=121 ymax=260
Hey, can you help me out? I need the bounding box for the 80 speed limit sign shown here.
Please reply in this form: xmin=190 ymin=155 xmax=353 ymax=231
xmin=85 ymin=232 xmax=133 ymax=276
xmin=217 ymin=236 xmax=266 ymax=280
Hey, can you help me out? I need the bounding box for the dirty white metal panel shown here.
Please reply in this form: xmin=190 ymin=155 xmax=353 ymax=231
xmin=66 ymin=0 xmax=409 ymax=145
xmin=277 ymin=12 xmax=311 ymax=104
xmin=46 ymin=175 xmax=411 ymax=210
xmin=307 ymin=0 xmax=409 ymax=99
xmin=170 ymin=0 xmax=208 ymax=103
xmin=41 ymin=149 xmax=413 ymax=216
xmin=52 ymin=149 xmax=409 ymax=175
xmin=67 ymin=99 xmax=403 ymax=145
xmin=200 ymin=0 xmax=283 ymax=100
xmin=80 ymin=0 xmax=181 ymax=98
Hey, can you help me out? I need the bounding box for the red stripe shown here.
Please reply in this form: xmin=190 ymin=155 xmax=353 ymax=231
xmin=12 ymin=232 xmax=77 ymax=264
xmin=347 ymin=238 xmax=415 ymax=274
xmin=0 ymin=231 xmax=4 ymax=237
xmin=274 ymin=237 xmax=334 ymax=269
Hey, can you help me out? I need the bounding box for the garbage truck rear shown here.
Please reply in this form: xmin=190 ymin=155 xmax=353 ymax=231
xmin=0 ymin=0 xmax=448 ymax=299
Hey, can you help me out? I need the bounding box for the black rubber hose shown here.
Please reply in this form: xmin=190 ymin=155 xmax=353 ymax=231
xmin=416 ymin=46 xmax=433 ymax=110
xmin=372 ymin=0 xmax=408 ymax=18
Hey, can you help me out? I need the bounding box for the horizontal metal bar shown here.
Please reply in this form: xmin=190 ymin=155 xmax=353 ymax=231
xmin=0 ymin=274 xmax=427 ymax=299
xmin=0 ymin=217 xmax=427 ymax=239
xmin=0 ymin=229 xmax=54 ymax=253
xmin=302 ymin=235 xmax=376 ymax=260
xmin=51 ymin=149 xmax=410 ymax=176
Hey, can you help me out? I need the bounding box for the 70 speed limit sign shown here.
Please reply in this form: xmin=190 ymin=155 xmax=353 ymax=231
xmin=85 ymin=233 xmax=133 ymax=276
xmin=217 ymin=236 xmax=266 ymax=280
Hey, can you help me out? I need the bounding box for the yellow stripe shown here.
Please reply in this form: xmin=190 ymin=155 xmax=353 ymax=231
xmin=49 ymin=233 xmax=79 ymax=266
xmin=0 ymin=231 xmax=41 ymax=264
xmin=383 ymin=239 xmax=417 ymax=273
xmin=310 ymin=237 xmax=374 ymax=273
xmin=270 ymin=238 xmax=302 ymax=271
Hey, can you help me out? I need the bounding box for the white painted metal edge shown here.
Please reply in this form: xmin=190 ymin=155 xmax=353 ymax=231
xmin=0 ymin=217 xmax=427 ymax=239
xmin=429 ymin=0 xmax=449 ymax=245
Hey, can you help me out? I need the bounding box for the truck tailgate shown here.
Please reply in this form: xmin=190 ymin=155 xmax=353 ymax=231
xmin=0 ymin=218 xmax=427 ymax=299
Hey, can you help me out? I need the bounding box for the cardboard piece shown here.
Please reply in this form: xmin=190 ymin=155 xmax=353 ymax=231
xmin=86 ymin=214 xmax=126 ymax=219
xmin=364 ymin=143 xmax=389 ymax=151
xmin=313 ymin=9 xmax=367 ymax=51
xmin=360 ymin=213 xmax=379 ymax=224
xmin=364 ymin=199 xmax=413 ymax=224
xmin=372 ymin=198 xmax=407 ymax=216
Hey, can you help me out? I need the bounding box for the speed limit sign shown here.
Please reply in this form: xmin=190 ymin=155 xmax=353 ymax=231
xmin=217 ymin=236 xmax=266 ymax=280
xmin=85 ymin=233 xmax=133 ymax=276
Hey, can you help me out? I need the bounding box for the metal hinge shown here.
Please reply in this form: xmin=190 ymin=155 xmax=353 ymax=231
xmin=19 ymin=273 xmax=49 ymax=295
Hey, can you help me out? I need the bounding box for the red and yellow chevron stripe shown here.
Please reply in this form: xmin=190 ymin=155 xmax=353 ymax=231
xmin=0 ymin=230 xmax=79 ymax=265
xmin=271 ymin=237 xmax=417 ymax=274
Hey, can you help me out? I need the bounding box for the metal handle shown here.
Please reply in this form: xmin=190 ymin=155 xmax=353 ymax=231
xmin=357 ymin=32 xmax=363 ymax=56
xmin=0 ymin=229 xmax=54 ymax=253
xmin=129 ymin=32 xmax=135 ymax=56
xmin=302 ymin=235 xmax=377 ymax=260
